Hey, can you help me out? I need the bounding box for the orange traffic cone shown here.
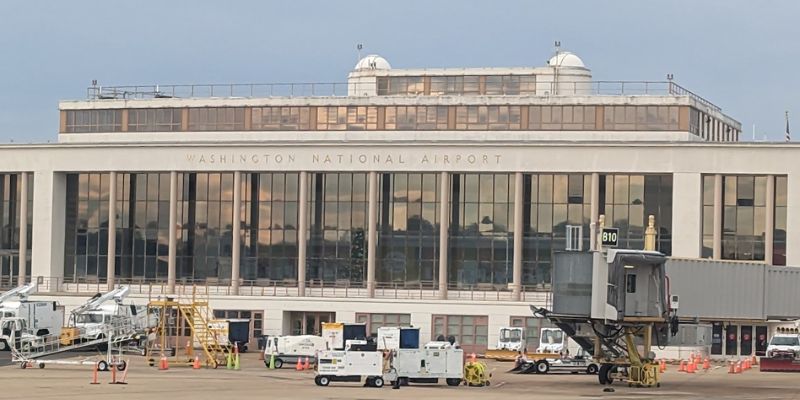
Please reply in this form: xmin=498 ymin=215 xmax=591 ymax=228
xmin=728 ymin=361 xmax=735 ymax=374
xmin=193 ymin=355 xmax=201 ymax=369
xmin=159 ymin=354 xmax=169 ymax=371
xmin=734 ymin=361 xmax=742 ymax=374
xmin=304 ymin=357 xmax=310 ymax=371
xmin=751 ymin=355 xmax=758 ymax=366
xmin=702 ymin=357 xmax=710 ymax=371
xmin=678 ymin=360 xmax=686 ymax=372
xmin=295 ymin=358 xmax=303 ymax=371
xmin=659 ymin=360 xmax=666 ymax=373
xmin=91 ymin=362 xmax=100 ymax=385
xmin=687 ymin=362 xmax=695 ymax=373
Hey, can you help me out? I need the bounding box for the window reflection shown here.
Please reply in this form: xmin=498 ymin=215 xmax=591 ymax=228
xmin=377 ymin=173 xmax=441 ymax=287
xmin=450 ymin=174 xmax=514 ymax=288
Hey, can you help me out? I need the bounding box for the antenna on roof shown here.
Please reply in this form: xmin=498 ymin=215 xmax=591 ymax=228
xmin=554 ymin=40 xmax=561 ymax=52
xmin=357 ymin=43 xmax=363 ymax=62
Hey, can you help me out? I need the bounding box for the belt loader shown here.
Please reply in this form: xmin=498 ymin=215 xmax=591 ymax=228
xmin=533 ymin=249 xmax=678 ymax=387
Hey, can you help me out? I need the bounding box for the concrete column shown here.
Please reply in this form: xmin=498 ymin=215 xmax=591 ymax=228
xmin=712 ymin=174 xmax=723 ymax=259
xmin=438 ymin=172 xmax=450 ymax=299
xmin=366 ymin=171 xmax=378 ymax=297
xmin=31 ymin=171 xmax=66 ymax=292
xmin=785 ymin=174 xmax=800 ymax=266
xmin=297 ymin=171 xmax=308 ymax=296
xmin=765 ymin=175 xmax=775 ymax=265
xmin=231 ymin=171 xmax=242 ymax=295
xmin=167 ymin=171 xmax=178 ymax=294
xmin=17 ymin=172 xmax=28 ymax=286
xmin=106 ymin=171 xmax=117 ymax=290
xmin=511 ymin=172 xmax=523 ymax=301
xmin=671 ymin=173 xmax=703 ymax=258
xmin=589 ymin=172 xmax=600 ymax=251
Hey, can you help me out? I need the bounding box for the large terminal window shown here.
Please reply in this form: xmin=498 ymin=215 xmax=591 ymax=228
xmin=64 ymin=109 xmax=122 ymax=133
xmin=128 ymin=108 xmax=182 ymax=132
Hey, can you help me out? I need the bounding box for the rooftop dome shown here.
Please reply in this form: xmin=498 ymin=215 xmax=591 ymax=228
xmin=547 ymin=51 xmax=586 ymax=68
xmin=354 ymin=54 xmax=391 ymax=71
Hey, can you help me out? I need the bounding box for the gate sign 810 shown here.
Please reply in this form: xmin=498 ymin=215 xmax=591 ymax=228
xmin=601 ymin=228 xmax=619 ymax=247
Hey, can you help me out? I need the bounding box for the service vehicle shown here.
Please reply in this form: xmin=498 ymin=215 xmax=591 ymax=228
xmin=392 ymin=341 xmax=463 ymax=386
xmin=264 ymin=334 xmax=327 ymax=369
xmin=314 ymin=345 xmax=388 ymax=387
xmin=485 ymin=327 xmax=524 ymax=360
xmin=519 ymin=347 xmax=599 ymax=375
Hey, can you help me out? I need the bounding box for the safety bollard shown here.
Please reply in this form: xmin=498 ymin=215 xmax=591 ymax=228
xmin=91 ymin=362 xmax=100 ymax=385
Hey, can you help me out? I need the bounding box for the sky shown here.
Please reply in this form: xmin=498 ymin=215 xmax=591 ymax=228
xmin=0 ymin=0 xmax=798 ymax=143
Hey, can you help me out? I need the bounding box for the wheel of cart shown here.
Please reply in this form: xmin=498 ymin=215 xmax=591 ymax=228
xmin=97 ymin=360 xmax=109 ymax=372
xmin=586 ymin=364 xmax=599 ymax=375
xmin=534 ymin=359 xmax=550 ymax=374
xmin=273 ymin=358 xmax=284 ymax=369
xmin=446 ymin=378 xmax=462 ymax=386
xmin=314 ymin=375 xmax=331 ymax=386
xmin=116 ymin=360 xmax=127 ymax=371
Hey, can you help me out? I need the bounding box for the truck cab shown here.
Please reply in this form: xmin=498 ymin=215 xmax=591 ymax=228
xmin=766 ymin=333 xmax=800 ymax=359
xmin=497 ymin=327 xmax=524 ymax=351
xmin=538 ymin=328 xmax=566 ymax=353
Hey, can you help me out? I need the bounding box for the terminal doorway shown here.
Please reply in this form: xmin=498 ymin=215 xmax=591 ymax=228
xmin=289 ymin=311 xmax=335 ymax=336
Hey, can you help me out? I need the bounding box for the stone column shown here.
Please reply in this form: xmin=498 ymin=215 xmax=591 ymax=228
xmin=167 ymin=171 xmax=178 ymax=294
xmin=231 ymin=171 xmax=242 ymax=294
xmin=297 ymin=171 xmax=308 ymax=296
xmin=512 ymin=172 xmax=523 ymax=301
xmin=713 ymin=174 xmax=723 ymax=259
xmin=786 ymin=173 xmax=800 ymax=266
xmin=367 ymin=171 xmax=378 ymax=297
xmin=106 ymin=171 xmax=117 ymax=290
xmin=17 ymin=172 xmax=28 ymax=286
xmin=671 ymin=173 xmax=703 ymax=258
xmin=589 ymin=172 xmax=600 ymax=251
xmin=438 ymin=172 xmax=450 ymax=299
xmin=765 ymin=175 xmax=775 ymax=265
xmin=31 ymin=171 xmax=66 ymax=292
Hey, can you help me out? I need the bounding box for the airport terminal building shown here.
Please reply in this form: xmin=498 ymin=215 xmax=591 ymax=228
xmin=0 ymin=51 xmax=797 ymax=356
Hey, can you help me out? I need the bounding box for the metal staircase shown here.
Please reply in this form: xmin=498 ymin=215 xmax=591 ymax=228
xmin=178 ymin=301 xmax=228 ymax=367
xmin=146 ymin=289 xmax=229 ymax=368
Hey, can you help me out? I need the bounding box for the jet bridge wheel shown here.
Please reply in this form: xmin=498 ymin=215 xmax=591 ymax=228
xmin=598 ymin=364 xmax=617 ymax=385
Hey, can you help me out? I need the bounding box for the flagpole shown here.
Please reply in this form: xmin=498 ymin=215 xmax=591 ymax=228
xmin=786 ymin=111 xmax=791 ymax=142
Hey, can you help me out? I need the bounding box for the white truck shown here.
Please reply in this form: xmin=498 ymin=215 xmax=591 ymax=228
xmin=766 ymin=332 xmax=800 ymax=359
xmin=264 ymin=335 xmax=328 ymax=369
xmin=63 ymin=286 xmax=151 ymax=345
xmin=0 ymin=284 xmax=63 ymax=351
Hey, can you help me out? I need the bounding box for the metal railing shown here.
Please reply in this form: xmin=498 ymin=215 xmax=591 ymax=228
xmin=33 ymin=276 xmax=552 ymax=304
xmin=85 ymin=80 xmax=721 ymax=112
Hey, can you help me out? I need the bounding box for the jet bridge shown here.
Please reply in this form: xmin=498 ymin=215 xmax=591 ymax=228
xmin=533 ymin=249 xmax=675 ymax=387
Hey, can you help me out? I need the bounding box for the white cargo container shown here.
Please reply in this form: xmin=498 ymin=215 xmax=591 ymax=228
xmin=393 ymin=342 xmax=463 ymax=386
xmin=315 ymin=349 xmax=387 ymax=387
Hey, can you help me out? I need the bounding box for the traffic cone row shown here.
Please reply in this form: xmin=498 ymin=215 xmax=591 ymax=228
xmin=295 ymin=357 xmax=312 ymax=371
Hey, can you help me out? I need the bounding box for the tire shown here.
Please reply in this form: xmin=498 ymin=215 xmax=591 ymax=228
xmin=117 ymin=360 xmax=127 ymax=371
xmin=535 ymin=360 xmax=550 ymax=374
xmin=373 ymin=377 xmax=384 ymax=388
xmin=446 ymin=378 xmax=461 ymax=386
xmin=274 ymin=358 xmax=284 ymax=369
xmin=0 ymin=340 xmax=7 ymax=351
xmin=318 ymin=375 xmax=330 ymax=387
xmin=399 ymin=377 xmax=409 ymax=386
xmin=598 ymin=364 xmax=615 ymax=385
xmin=587 ymin=364 xmax=599 ymax=375
xmin=97 ymin=360 xmax=109 ymax=372
xmin=38 ymin=363 xmax=45 ymax=369
xmin=19 ymin=362 xmax=26 ymax=369
xmin=314 ymin=376 xmax=322 ymax=386
xmin=365 ymin=377 xmax=374 ymax=387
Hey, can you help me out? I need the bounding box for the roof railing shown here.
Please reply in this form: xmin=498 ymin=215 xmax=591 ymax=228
xmin=86 ymin=80 xmax=720 ymax=112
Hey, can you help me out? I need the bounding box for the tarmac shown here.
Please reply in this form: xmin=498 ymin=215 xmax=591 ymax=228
xmin=0 ymin=352 xmax=798 ymax=400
